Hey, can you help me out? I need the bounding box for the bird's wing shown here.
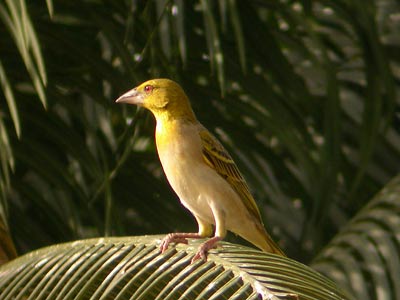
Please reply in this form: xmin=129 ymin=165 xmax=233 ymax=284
xmin=199 ymin=128 xmax=262 ymax=221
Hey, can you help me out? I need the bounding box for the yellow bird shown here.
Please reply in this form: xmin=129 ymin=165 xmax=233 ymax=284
xmin=116 ymin=78 xmax=285 ymax=261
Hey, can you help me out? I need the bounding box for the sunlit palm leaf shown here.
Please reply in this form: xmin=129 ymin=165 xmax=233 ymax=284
xmin=0 ymin=236 xmax=354 ymax=300
xmin=312 ymin=175 xmax=400 ymax=300
xmin=0 ymin=0 xmax=47 ymax=107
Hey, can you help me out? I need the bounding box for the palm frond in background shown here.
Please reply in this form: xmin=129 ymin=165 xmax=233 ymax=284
xmin=312 ymin=175 xmax=400 ymax=300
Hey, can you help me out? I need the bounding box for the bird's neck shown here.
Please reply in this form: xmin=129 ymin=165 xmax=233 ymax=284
xmin=154 ymin=109 xmax=197 ymax=147
xmin=153 ymin=105 xmax=197 ymax=125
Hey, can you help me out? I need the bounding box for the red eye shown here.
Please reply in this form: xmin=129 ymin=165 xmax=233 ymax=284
xmin=144 ymin=85 xmax=153 ymax=93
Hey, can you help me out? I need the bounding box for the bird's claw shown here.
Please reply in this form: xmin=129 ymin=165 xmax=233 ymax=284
xmin=191 ymin=248 xmax=207 ymax=263
xmin=160 ymin=234 xmax=221 ymax=264
xmin=160 ymin=233 xmax=191 ymax=253
xmin=191 ymin=236 xmax=221 ymax=263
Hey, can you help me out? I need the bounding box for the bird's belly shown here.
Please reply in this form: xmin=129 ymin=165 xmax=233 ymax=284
xmin=164 ymin=159 xmax=216 ymax=223
xmin=161 ymin=156 xmax=248 ymax=228
xmin=159 ymin=146 xmax=213 ymax=218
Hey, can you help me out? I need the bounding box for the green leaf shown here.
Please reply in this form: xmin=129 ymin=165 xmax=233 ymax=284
xmin=0 ymin=60 xmax=20 ymax=138
xmin=200 ymin=0 xmax=225 ymax=95
xmin=0 ymin=236 xmax=354 ymax=300
xmin=0 ymin=0 xmax=47 ymax=107
xmin=312 ymin=175 xmax=400 ymax=300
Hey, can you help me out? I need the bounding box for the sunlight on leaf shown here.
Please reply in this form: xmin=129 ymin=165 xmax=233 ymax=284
xmin=1 ymin=0 xmax=47 ymax=108
xmin=46 ymin=0 xmax=54 ymax=18
xmin=200 ymin=0 xmax=225 ymax=95
xmin=0 ymin=61 xmax=20 ymax=138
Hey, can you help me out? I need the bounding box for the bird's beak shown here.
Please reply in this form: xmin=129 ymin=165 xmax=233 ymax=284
xmin=115 ymin=88 xmax=144 ymax=105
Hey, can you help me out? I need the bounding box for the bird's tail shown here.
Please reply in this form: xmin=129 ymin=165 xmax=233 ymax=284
xmin=254 ymin=223 xmax=286 ymax=257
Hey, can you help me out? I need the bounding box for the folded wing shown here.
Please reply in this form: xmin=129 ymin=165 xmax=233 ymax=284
xmin=199 ymin=128 xmax=262 ymax=222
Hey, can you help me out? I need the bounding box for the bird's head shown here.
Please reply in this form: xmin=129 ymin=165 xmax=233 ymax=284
xmin=116 ymin=78 xmax=196 ymax=122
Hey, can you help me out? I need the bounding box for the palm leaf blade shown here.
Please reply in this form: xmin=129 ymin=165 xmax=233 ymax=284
xmin=0 ymin=236 xmax=353 ymax=300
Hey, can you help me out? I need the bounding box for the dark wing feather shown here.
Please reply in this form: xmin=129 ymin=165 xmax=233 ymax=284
xmin=199 ymin=129 xmax=262 ymax=222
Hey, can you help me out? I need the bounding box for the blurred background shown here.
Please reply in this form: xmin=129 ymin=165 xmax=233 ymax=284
xmin=0 ymin=0 xmax=399 ymax=274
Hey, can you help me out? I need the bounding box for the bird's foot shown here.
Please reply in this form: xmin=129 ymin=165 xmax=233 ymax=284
xmin=160 ymin=232 xmax=202 ymax=253
xmin=191 ymin=236 xmax=222 ymax=263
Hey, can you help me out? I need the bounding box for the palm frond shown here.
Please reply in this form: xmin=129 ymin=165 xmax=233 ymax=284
xmin=312 ymin=175 xmax=400 ymax=300
xmin=0 ymin=236 xmax=354 ymax=300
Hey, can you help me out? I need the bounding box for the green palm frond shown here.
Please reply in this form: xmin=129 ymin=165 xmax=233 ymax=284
xmin=312 ymin=175 xmax=400 ymax=300
xmin=0 ymin=236 xmax=353 ymax=300
xmin=0 ymin=0 xmax=47 ymax=109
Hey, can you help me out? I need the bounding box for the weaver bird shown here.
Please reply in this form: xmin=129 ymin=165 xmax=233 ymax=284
xmin=116 ymin=79 xmax=285 ymax=261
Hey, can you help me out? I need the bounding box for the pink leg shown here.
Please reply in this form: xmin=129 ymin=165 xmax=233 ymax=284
xmin=160 ymin=232 xmax=203 ymax=253
xmin=191 ymin=236 xmax=222 ymax=263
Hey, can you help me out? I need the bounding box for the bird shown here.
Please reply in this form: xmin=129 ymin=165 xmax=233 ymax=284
xmin=116 ymin=78 xmax=285 ymax=261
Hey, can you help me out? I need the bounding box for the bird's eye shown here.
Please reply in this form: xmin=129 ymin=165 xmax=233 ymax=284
xmin=144 ymin=85 xmax=153 ymax=93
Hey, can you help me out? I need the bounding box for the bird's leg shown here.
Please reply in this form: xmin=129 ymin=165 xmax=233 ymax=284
xmin=160 ymin=215 xmax=213 ymax=253
xmin=191 ymin=207 xmax=226 ymax=262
